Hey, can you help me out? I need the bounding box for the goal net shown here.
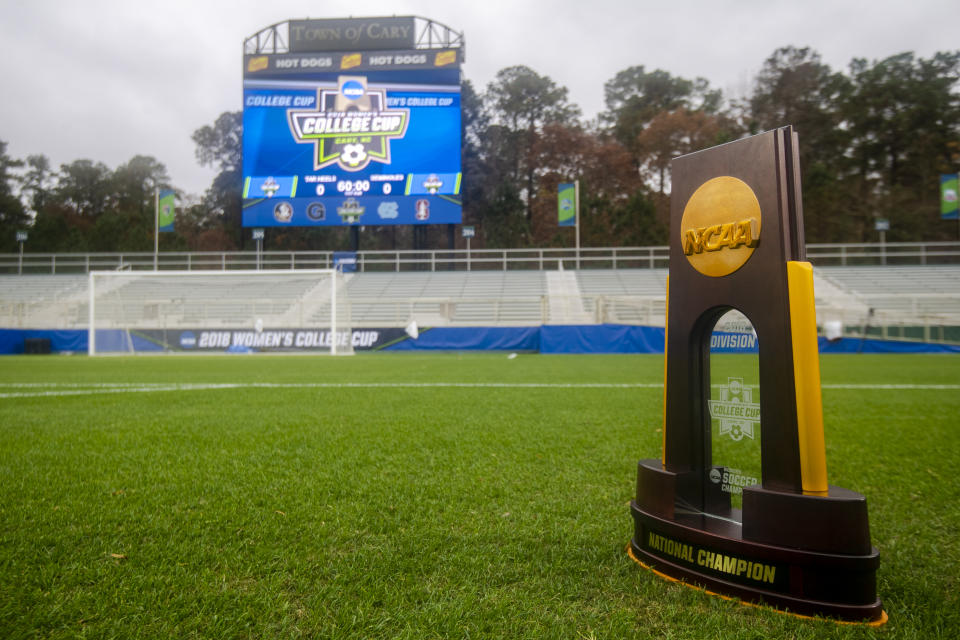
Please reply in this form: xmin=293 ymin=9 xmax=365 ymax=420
xmin=87 ymin=269 xmax=353 ymax=355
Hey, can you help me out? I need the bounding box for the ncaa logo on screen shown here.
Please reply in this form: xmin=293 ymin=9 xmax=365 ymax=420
xmin=179 ymin=331 xmax=197 ymax=349
xmin=378 ymin=202 xmax=399 ymax=219
xmin=341 ymin=80 xmax=365 ymax=99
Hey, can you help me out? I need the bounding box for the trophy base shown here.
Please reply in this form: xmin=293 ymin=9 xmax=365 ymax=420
xmin=630 ymin=459 xmax=885 ymax=624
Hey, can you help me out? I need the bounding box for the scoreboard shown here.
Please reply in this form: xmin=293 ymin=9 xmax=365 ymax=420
xmin=241 ymin=45 xmax=462 ymax=227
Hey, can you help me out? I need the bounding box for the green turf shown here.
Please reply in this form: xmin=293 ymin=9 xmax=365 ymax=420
xmin=0 ymin=353 xmax=958 ymax=639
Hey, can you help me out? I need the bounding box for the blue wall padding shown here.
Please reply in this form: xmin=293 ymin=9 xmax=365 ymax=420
xmin=817 ymin=336 xmax=960 ymax=354
xmin=0 ymin=329 xmax=87 ymax=354
xmin=1 ymin=326 xmax=958 ymax=355
xmin=384 ymin=326 xmax=541 ymax=351
xmin=539 ymin=324 xmax=666 ymax=354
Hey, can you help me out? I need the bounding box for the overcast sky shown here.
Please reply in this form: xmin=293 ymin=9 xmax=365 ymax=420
xmin=1 ymin=0 xmax=956 ymax=197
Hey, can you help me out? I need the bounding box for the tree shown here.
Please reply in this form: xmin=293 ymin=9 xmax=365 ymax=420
xmin=483 ymin=66 xmax=581 ymax=225
xmin=79 ymin=155 xmax=172 ymax=252
xmin=746 ymin=47 xmax=853 ymax=241
xmin=600 ymin=66 xmax=734 ymax=224
xmin=27 ymin=155 xmax=178 ymax=252
xmin=53 ymin=159 xmax=113 ymax=218
xmin=112 ymin=155 xmax=171 ymax=219
xmin=169 ymin=200 xmax=228 ymax=251
xmin=843 ymin=51 xmax=960 ymax=240
xmin=479 ymin=180 xmax=528 ymax=248
xmin=635 ymin=108 xmax=738 ymax=196
xmin=507 ymin=118 xmax=666 ymax=248
xmin=192 ymin=111 xmax=242 ymax=174
xmin=0 ymin=141 xmax=28 ymax=252
xmin=21 ymin=154 xmax=54 ymax=215
xmin=192 ymin=111 xmax=243 ymax=248
xmin=461 ymin=78 xmax=487 ymax=160
xmin=602 ymin=66 xmax=722 ymax=161
xmin=459 ymin=79 xmax=490 ymax=242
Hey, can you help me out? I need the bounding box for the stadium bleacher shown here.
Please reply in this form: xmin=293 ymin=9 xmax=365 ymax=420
xmin=0 ymin=275 xmax=89 ymax=328
xmin=1 ymin=266 xmax=959 ymax=343
xmin=814 ymin=266 xmax=960 ymax=339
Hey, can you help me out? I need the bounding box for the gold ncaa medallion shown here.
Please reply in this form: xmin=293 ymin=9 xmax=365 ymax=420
xmin=680 ymin=176 xmax=762 ymax=277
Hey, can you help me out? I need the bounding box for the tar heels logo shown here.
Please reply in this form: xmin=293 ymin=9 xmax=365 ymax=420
xmin=708 ymin=377 xmax=760 ymax=441
xmin=287 ymin=75 xmax=409 ymax=172
xmin=377 ymin=202 xmax=399 ymax=219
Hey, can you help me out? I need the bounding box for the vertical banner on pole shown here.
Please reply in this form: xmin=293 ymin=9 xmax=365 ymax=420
xmin=941 ymin=174 xmax=959 ymax=220
xmin=558 ymin=183 xmax=577 ymax=227
xmin=158 ymin=190 xmax=176 ymax=231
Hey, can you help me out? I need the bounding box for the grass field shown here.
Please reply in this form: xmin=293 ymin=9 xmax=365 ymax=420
xmin=1 ymin=353 xmax=958 ymax=639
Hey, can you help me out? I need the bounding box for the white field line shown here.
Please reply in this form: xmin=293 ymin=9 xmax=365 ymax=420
xmin=0 ymin=382 xmax=659 ymax=399
xmin=0 ymin=381 xmax=958 ymax=399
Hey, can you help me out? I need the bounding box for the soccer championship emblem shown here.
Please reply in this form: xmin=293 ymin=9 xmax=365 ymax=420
xmin=337 ymin=198 xmax=365 ymax=224
xmin=287 ymin=76 xmax=409 ymax=172
xmin=708 ymin=377 xmax=760 ymax=441
xmin=261 ymin=177 xmax=280 ymax=198
xmin=423 ymin=174 xmax=443 ymax=194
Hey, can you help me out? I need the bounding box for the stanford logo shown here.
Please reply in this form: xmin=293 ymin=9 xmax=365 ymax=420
xmin=415 ymin=199 xmax=430 ymax=221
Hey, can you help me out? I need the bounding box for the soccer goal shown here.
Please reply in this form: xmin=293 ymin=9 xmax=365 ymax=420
xmin=87 ymin=269 xmax=353 ymax=355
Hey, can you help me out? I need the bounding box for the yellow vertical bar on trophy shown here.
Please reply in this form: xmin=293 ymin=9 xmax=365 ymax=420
xmin=787 ymin=261 xmax=829 ymax=495
xmin=662 ymin=276 xmax=669 ymax=466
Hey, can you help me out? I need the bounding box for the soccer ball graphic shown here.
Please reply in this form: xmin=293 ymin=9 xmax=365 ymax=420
xmin=728 ymin=379 xmax=743 ymax=399
xmin=341 ymin=144 xmax=367 ymax=167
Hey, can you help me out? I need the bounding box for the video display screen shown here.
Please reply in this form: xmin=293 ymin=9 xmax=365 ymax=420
xmin=242 ymin=50 xmax=462 ymax=227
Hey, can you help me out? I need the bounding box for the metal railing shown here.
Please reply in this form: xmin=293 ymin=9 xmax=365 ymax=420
xmin=3 ymin=242 xmax=958 ymax=275
xmin=804 ymin=241 xmax=960 ymax=266
xmin=4 ymin=289 xmax=957 ymax=343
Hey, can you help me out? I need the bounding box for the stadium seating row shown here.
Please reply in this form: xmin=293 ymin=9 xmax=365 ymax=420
xmin=1 ymin=267 xmax=958 ymax=337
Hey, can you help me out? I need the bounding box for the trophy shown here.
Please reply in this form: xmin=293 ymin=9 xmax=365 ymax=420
xmin=629 ymin=127 xmax=885 ymax=624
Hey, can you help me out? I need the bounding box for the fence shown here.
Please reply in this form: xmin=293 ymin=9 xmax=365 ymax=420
xmin=2 ymin=242 xmax=958 ymax=274
xmin=0 ymin=292 xmax=666 ymax=331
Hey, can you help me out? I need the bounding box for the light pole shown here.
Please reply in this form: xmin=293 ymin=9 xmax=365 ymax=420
xmin=462 ymin=225 xmax=474 ymax=271
xmin=16 ymin=230 xmax=27 ymax=275
xmin=252 ymin=228 xmax=264 ymax=270
xmin=875 ymin=218 xmax=889 ymax=265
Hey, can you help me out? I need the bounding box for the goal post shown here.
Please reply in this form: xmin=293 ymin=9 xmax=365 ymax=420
xmin=87 ymin=269 xmax=352 ymax=355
